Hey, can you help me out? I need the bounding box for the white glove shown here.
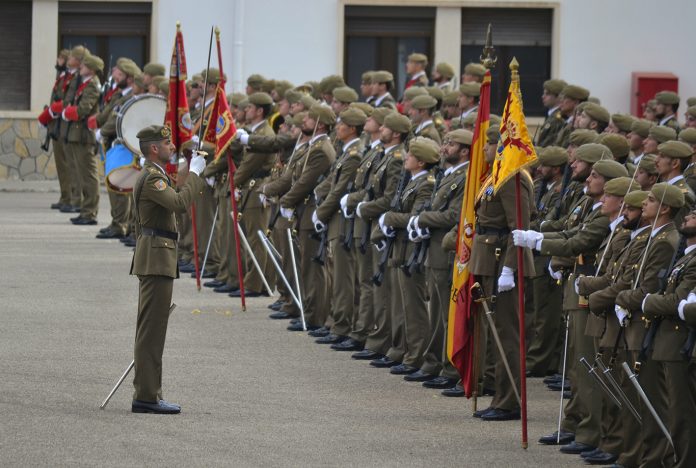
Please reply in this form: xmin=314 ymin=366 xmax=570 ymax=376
xmin=280 ymin=207 xmax=294 ymax=220
xmin=340 ymin=194 xmax=353 ymax=218
xmin=236 ymin=128 xmax=249 ymax=142
xmin=574 ymin=277 xmax=580 ymax=295
xmin=615 ymin=305 xmax=629 ymax=327
xmin=374 ymin=239 xmax=387 ymax=252
xmin=312 ymin=210 xmax=326 ymax=233
xmin=497 ymin=266 xmax=515 ymax=292
xmin=234 ymin=188 xmax=241 ymax=202
xmin=687 ymin=292 xmax=696 ymax=304
xmin=678 ymin=299 xmax=688 ymax=321
xmin=205 ymin=176 xmax=215 ymax=187
xmin=512 ymin=229 xmax=543 ymax=250
xmin=407 ymin=216 xmax=420 ymax=242
xmin=379 ymin=213 xmax=395 ymax=238
xmin=356 ymin=202 xmax=365 ymax=219
xmin=95 ymin=128 xmax=102 ymax=142
xmin=417 ymin=225 xmax=431 ymax=239
xmin=189 ymin=154 xmax=206 ymax=176
xmin=190 ymin=134 xmax=200 ymax=146
xmin=548 ymin=263 xmax=562 ymax=281
xmin=138 ymin=156 xmax=146 ymax=168
xmin=641 ymin=294 xmax=650 ymax=313
xmin=259 ymin=193 xmax=268 ymax=208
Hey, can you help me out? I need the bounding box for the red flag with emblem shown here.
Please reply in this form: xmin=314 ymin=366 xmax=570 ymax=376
xmin=164 ymin=23 xmax=192 ymax=153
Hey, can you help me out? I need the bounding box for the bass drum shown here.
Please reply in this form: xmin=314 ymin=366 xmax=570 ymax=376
xmin=104 ymin=144 xmax=140 ymax=193
xmin=115 ymin=93 xmax=167 ymax=155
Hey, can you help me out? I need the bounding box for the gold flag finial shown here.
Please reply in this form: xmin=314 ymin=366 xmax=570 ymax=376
xmin=509 ymin=57 xmax=520 ymax=82
xmin=215 ymin=26 xmax=220 ymax=37
xmin=480 ymin=23 xmax=497 ymax=70
xmin=176 ymin=21 xmax=181 ymax=30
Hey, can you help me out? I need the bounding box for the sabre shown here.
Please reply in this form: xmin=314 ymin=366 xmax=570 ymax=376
xmin=579 ymin=357 xmax=623 ymax=409
xmin=199 ymin=203 xmax=219 ymax=280
xmin=100 ymin=303 xmax=177 ymax=409
xmin=287 ymin=228 xmax=307 ymax=331
xmin=595 ymin=354 xmax=642 ymax=423
xmin=258 ymin=230 xmax=304 ymax=327
xmin=235 ymin=223 xmax=273 ymax=297
xmin=556 ymin=312 xmax=570 ymax=443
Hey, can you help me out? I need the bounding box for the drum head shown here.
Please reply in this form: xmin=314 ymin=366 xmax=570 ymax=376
xmin=116 ymin=94 xmax=167 ymax=155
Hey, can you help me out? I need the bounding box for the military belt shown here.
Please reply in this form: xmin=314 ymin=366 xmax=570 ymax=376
xmin=141 ymin=226 xmax=178 ymax=241
xmin=475 ymin=225 xmax=510 ymax=236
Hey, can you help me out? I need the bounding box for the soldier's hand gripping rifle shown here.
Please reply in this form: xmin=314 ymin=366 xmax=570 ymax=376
xmin=372 ymin=169 xmax=410 ymax=286
xmin=99 ymin=54 xmax=113 ymax=112
xmin=341 ymin=181 xmax=355 ymax=251
xmin=359 ymin=186 xmax=375 ymax=255
xmin=311 ymin=174 xmax=328 ymax=265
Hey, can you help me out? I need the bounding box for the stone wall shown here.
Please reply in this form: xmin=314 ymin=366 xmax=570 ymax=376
xmin=0 ymin=118 xmax=56 ymax=181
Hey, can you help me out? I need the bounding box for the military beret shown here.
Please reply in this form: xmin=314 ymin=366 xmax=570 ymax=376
xmin=687 ymin=97 xmax=696 ymax=107
xmin=137 ymin=124 xmax=171 ymax=142
xmin=538 ymin=146 xmax=568 ymax=167
xmin=403 ymin=87 xmax=428 ymax=101
xmin=285 ymin=89 xmax=302 ymax=104
xmin=569 ymin=129 xmax=599 ymax=146
xmin=611 ymin=113 xmax=635 ymax=133
xmin=624 ymin=190 xmax=649 ymax=208
xmin=489 ymin=114 xmax=502 ymax=126
xmin=158 ymin=80 xmax=169 ymax=95
xmin=442 ymin=91 xmax=459 ymax=106
xmin=384 ymin=112 xmax=411 ymax=133
xmin=435 ymin=62 xmax=455 ymax=79
xmin=575 ymin=101 xmax=590 ymax=115
xmin=461 ymin=113 xmax=477 ymax=128
xmin=151 ymin=76 xmax=167 ymax=89
xmin=133 ymin=74 xmax=145 ymax=89
xmin=409 ymin=137 xmax=440 ymax=163
xmin=411 ymin=95 xmax=438 ymax=110
xmin=339 ymin=107 xmax=367 ymax=127
xmin=58 ymin=49 xmax=70 ymax=60
xmin=459 ymin=82 xmax=481 ymax=97
xmin=426 ymin=86 xmax=444 ymax=101
xmin=486 ymin=125 xmax=500 ymax=143
xmin=645 ymin=99 xmax=657 ymax=110
xmin=300 ymin=94 xmax=318 ymax=109
xmin=308 ymin=103 xmax=336 ymax=126
xmin=143 ymin=63 xmax=166 ymax=77
xmin=686 ymin=105 xmax=696 ymax=119
xmin=561 ymin=84 xmax=590 ymax=101
xmin=117 ymin=59 xmax=141 ymax=77
xmin=658 ymin=140 xmax=694 ymax=159
xmin=246 ymin=74 xmax=266 ymax=87
xmin=202 ymin=68 xmax=222 ymax=85
xmin=308 ymin=81 xmax=321 ymax=100
xmin=294 ymin=82 xmax=314 ymax=94
xmin=273 ymin=80 xmax=294 ymax=99
xmin=237 ymin=98 xmax=249 ymax=109
xmin=361 ymin=71 xmax=374 ymax=83
xmin=543 ymin=79 xmax=567 ymax=96
xmin=463 ymin=63 xmax=486 ymax=78
xmin=648 ymin=125 xmax=677 ymax=143
xmin=407 ymin=53 xmax=428 ymax=65
xmin=83 ymin=54 xmax=104 ymax=73
xmin=588 ymin=96 xmax=601 ymax=104
xmin=260 ymin=78 xmax=276 ymax=94
xmin=446 ymin=129 xmax=474 ymax=146
xmin=575 ymin=143 xmax=613 ymax=164
xmin=370 ymin=107 xmax=392 ymax=125
xmin=228 ymin=92 xmax=247 ymax=107
xmin=678 ymin=128 xmax=696 ymax=145
xmin=350 ymin=102 xmax=373 ymax=117
xmin=319 ymin=75 xmax=346 ymax=95
xmin=630 ymin=119 xmax=654 ymax=138
xmin=583 ymin=103 xmax=610 ymax=124
xmin=655 ymin=90 xmax=679 ymax=106
xmin=637 ymin=154 xmax=658 ymax=174
xmin=598 ymin=133 xmax=630 ymax=159
xmin=604 ymin=176 xmax=640 ymax=197
xmin=372 ymin=70 xmax=394 ymax=84
xmin=592 ymin=159 xmax=629 ymax=179
xmin=291 ymin=112 xmax=307 ymax=127
xmin=248 ymin=92 xmax=273 ymax=106
xmin=70 ymin=45 xmax=89 ymax=61
xmin=332 ymin=86 xmax=358 ymax=103
xmin=650 ymin=182 xmax=685 ymax=208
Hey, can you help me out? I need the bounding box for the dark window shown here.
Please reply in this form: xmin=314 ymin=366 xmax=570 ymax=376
xmin=344 ymin=6 xmax=435 ymax=98
xmin=461 ymin=8 xmax=552 ymax=117
xmin=59 ymin=1 xmax=152 ymax=80
xmin=0 ymin=1 xmax=32 ymax=110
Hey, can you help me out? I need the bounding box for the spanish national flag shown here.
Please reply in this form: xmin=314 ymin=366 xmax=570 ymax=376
xmin=446 ymin=71 xmax=491 ymax=397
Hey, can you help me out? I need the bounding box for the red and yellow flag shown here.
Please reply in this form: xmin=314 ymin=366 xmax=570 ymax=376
xmin=446 ymin=71 xmax=491 ymax=397
xmin=164 ymin=23 xmax=192 ymax=152
xmin=491 ymin=63 xmax=537 ymax=193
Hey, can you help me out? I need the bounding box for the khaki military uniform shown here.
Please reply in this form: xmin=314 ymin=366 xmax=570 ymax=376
xmin=59 ymin=71 xmax=83 ymax=207
xmin=48 ymin=70 xmax=77 ymax=206
xmin=373 ymin=93 xmax=397 ymax=110
xmin=412 ymin=120 xmax=442 ymax=145
xmin=535 ymin=107 xmax=565 ymax=148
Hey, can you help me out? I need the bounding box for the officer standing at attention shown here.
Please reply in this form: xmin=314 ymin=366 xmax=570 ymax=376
xmin=130 ymin=125 xmax=207 ymax=414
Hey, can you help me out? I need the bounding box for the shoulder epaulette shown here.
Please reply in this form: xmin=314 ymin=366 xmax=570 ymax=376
xmin=392 ymin=149 xmax=403 ymax=160
xmin=427 ymin=175 xmax=435 ymax=183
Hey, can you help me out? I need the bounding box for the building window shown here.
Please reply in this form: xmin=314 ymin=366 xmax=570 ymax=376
xmin=59 ymin=1 xmax=152 ymax=75
xmin=0 ymin=1 xmax=32 ymax=110
xmin=344 ymin=6 xmax=435 ymax=98
xmin=461 ymin=7 xmax=552 ymax=117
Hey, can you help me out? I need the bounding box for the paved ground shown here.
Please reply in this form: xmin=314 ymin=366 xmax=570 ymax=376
xmin=0 ymin=186 xmax=581 ymax=467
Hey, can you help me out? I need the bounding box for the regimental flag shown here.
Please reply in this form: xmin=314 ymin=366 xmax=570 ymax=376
xmin=491 ymin=65 xmax=537 ymax=193
xmin=446 ymin=70 xmax=491 ymax=397
xmin=203 ymin=31 xmax=237 ymax=161
xmin=164 ymin=23 xmax=193 ymax=152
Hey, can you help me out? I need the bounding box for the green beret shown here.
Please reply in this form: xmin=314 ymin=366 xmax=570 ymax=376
xmin=332 ymin=86 xmax=358 ymax=103
xmin=202 ymin=68 xmax=222 ymax=85
xmin=637 ymin=154 xmax=658 ymax=174
xmin=543 ymin=79 xmax=567 ymax=96
xmin=461 ymin=113 xmax=477 ymax=128
xmin=426 ymin=86 xmax=444 ymax=101
xmin=630 ymin=119 xmax=654 ymax=138
xmin=361 ymin=71 xmax=374 ymax=83
xmin=158 ymin=80 xmax=169 ymax=95
xmin=442 ymin=91 xmax=459 ymax=106
xmin=538 ymin=146 xmax=568 ymax=167
xmin=463 ymin=63 xmax=486 ymax=78
xmin=655 ymin=90 xmax=679 ymax=106
xmin=611 ymin=113 xmax=635 ymax=133
xmin=569 ymin=129 xmax=598 ymax=146
xmin=291 ymin=112 xmax=307 ymax=127
xmin=143 ymin=63 xmax=165 ymax=77
xmin=133 ymin=74 xmax=145 ymax=89
xmin=446 ymin=129 xmax=473 ymax=146
xmin=339 ymin=107 xmax=367 ymax=127
xmin=273 ymin=80 xmax=294 ymax=99
xmin=598 ymin=133 xmax=630 ymax=159
xmin=117 ymin=59 xmax=141 ymax=77
xmin=624 ymin=190 xmax=649 ymax=208
xmin=369 ymin=107 xmax=392 ymax=125
xmin=246 ymin=74 xmax=266 ymax=87
xmin=248 ymin=92 xmax=273 ymax=106
xmin=384 ymin=112 xmax=411 ymax=133
xmin=151 ymin=76 xmax=167 ymax=89
xmin=300 ymin=94 xmax=318 ymax=109
xmin=459 ymin=82 xmax=481 ymax=97
xmin=583 ymin=102 xmax=610 ymax=124
xmin=285 ymin=89 xmax=302 ymax=104
xmin=408 ymin=53 xmax=428 ymax=65
xmin=70 ymin=45 xmax=89 ymax=61
xmin=648 ymin=125 xmax=677 ymax=143
xmin=658 ymin=140 xmax=694 ymax=159
xmin=435 ymin=62 xmax=455 ymax=79
xmin=308 ymin=103 xmax=336 ymax=126
xmin=686 ymin=105 xmax=696 ymax=119
xmin=489 ymin=114 xmax=502 ymax=126
xmin=678 ymin=128 xmax=696 ymax=145
xmin=575 ymin=101 xmax=590 ymax=115
xmin=228 ymin=92 xmax=246 ymax=107
xmin=308 ymin=81 xmax=321 ymax=100
xmin=58 ymin=49 xmax=70 ymax=60
xmin=404 ymin=87 xmax=428 ymax=101
xmin=687 ymin=97 xmax=696 ymax=107
xmin=83 ymin=54 xmax=104 ymax=73
xmin=237 ymin=98 xmax=249 ymax=109
xmin=191 ymin=73 xmax=203 ymax=82
xmin=575 ymin=143 xmax=613 ymax=164
xmin=650 ymin=182 xmax=685 ymax=208
xmin=260 ymin=78 xmax=276 ymax=94
xmin=372 ymin=70 xmax=394 ymax=84
xmin=588 ymin=96 xmax=601 ymax=104
xmin=349 ymin=102 xmax=373 ymax=117
xmin=137 ymin=124 xmax=171 ymax=142
xmin=294 ymin=82 xmax=313 ymax=94
xmin=592 ymin=159 xmax=629 ymax=179
xmin=604 ymin=176 xmax=640 ymax=196
xmin=319 ymin=75 xmax=346 ymax=95
xmin=486 ymin=125 xmax=500 ymax=143
xmin=645 ymin=99 xmax=657 ymax=110
xmin=561 ymin=84 xmax=590 ymax=101
xmin=411 ymin=94 xmax=438 ymax=110
xmin=409 ymin=137 xmax=439 ymax=163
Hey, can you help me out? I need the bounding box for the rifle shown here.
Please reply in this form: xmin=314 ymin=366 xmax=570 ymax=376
xmin=341 ymin=181 xmax=355 ymax=251
xmin=359 ymin=186 xmax=375 ymax=255
xmin=552 ymin=163 xmax=572 ymax=220
xmin=99 ymin=54 xmax=113 ymax=111
xmin=311 ymin=174 xmax=328 ymax=265
xmin=372 ymin=169 xmax=410 ymax=286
